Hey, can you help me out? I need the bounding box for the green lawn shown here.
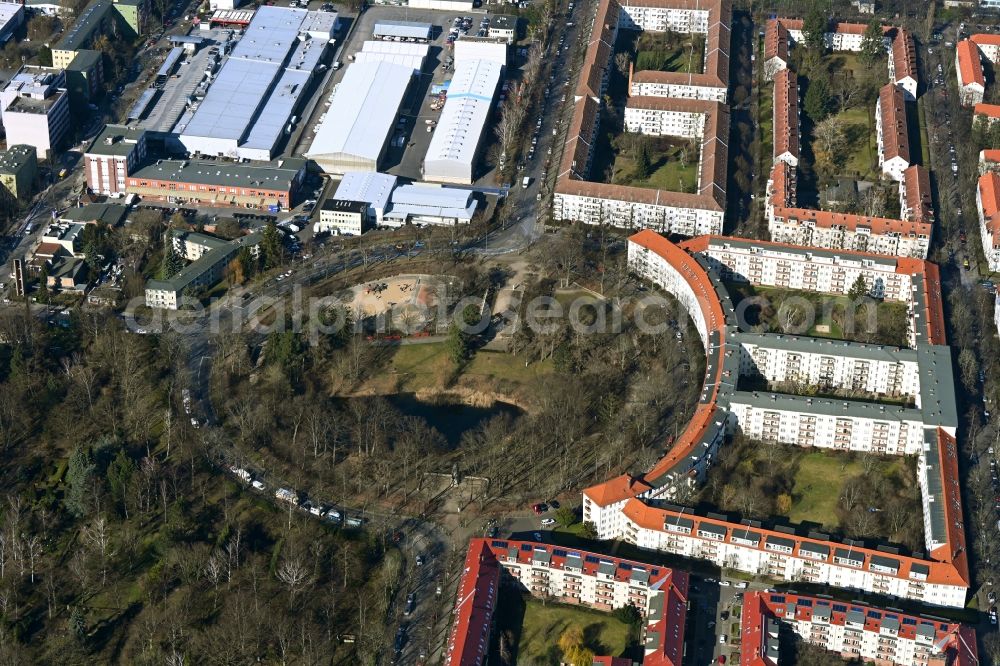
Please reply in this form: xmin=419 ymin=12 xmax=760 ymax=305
xmin=388 ymin=342 xmax=553 ymax=390
xmin=635 ymin=34 xmax=706 ymax=74
xmin=786 ymin=451 xmax=863 ymax=525
xmin=831 ymin=106 xmax=877 ymax=179
xmin=724 ymin=281 xmax=910 ymax=348
xmin=612 ymin=143 xmax=699 ymax=193
xmin=518 ymin=599 xmax=631 ymax=665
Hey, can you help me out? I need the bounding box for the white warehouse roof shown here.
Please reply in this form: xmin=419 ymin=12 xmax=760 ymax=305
xmin=334 ymin=171 xmax=398 ymax=221
xmin=179 ymin=6 xmax=327 ymax=160
xmin=423 ymin=58 xmax=502 ymax=184
xmin=306 ymin=61 xmax=413 ymax=174
xmin=384 ymin=184 xmax=476 ymax=224
xmin=373 ymin=20 xmax=432 ymax=40
xmin=354 ymin=40 xmax=429 ymax=72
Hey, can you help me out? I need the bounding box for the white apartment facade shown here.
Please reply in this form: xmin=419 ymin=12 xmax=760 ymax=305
xmin=554 ymin=191 xmax=724 ymax=235
xmin=876 ymin=84 xmax=911 ymax=182
xmin=316 ymin=199 xmax=369 ymax=236
xmin=977 ymin=171 xmax=1000 ymax=272
xmin=0 ymin=66 xmax=70 ymax=160
xmin=728 ymin=393 xmax=925 ymax=455
xmin=767 ymin=210 xmax=931 ymax=259
xmin=618 ymin=3 xmax=709 ymax=32
xmin=736 ymin=336 xmax=921 ymax=398
xmin=628 ymin=78 xmax=728 ymax=102
xmin=623 ymin=105 xmax=706 ymax=138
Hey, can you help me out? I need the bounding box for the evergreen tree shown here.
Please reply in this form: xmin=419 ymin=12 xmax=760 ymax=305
xmin=848 ymin=275 xmax=868 ymax=302
xmin=65 ymin=445 xmax=96 ymax=518
xmin=159 ymin=235 xmax=184 ymax=279
xmin=804 ymin=77 xmax=832 ymax=121
xmin=37 ymin=265 xmax=50 ymax=303
xmin=802 ymin=7 xmax=828 ymax=52
xmin=261 ymin=222 xmax=282 ymax=270
xmin=859 ymin=19 xmax=886 ymax=69
xmin=634 ymin=142 xmax=652 ymax=180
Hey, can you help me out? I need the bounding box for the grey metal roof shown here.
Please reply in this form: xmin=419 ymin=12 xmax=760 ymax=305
xmin=333 ymin=171 xmax=397 ymax=213
xmin=767 ymin=535 xmax=796 ymax=549
xmin=916 ymin=622 xmax=936 ymax=638
xmin=910 ymin=562 xmax=930 ymax=575
xmin=733 ymin=331 xmax=919 ymax=364
xmin=323 ymin=199 xmax=367 ymax=214
xmin=531 ymin=548 xmax=551 ymax=565
xmin=921 ymin=429 xmax=949 ymax=548
xmin=56 ymin=0 xmax=111 ymax=52
xmin=917 ymin=345 xmax=958 ymax=429
xmin=157 ymin=47 xmax=184 ymax=80
xmin=0 ymin=144 xmax=34 ymax=174
xmin=565 ymin=553 xmax=583 ymax=570
xmin=128 ymin=88 xmax=158 ymax=122
xmin=698 ymin=522 xmax=726 ymax=536
xmin=647 ymin=591 xmax=664 ymax=621
xmin=86 ymin=124 xmax=145 ymax=157
xmin=731 ymin=390 xmax=924 ymax=423
xmin=597 ymin=560 xmax=616 ymax=576
xmin=813 ymin=605 xmax=831 ymax=619
xmin=870 ymin=554 xmax=900 ymax=571
xmin=131 ymin=158 xmax=305 ymax=189
xmin=799 ymin=542 xmax=830 ymax=556
xmin=372 ymin=19 xmax=432 ymax=39
xmin=846 ymin=609 xmax=865 ymax=625
xmin=730 ymin=528 xmax=761 ymax=544
xmin=834 ymin=547 xmax=865 ymax=564
xmin=629 ymin=568 xmax=650 ymax=585
xmin=882 ymin=616 xmax=900 ymax=631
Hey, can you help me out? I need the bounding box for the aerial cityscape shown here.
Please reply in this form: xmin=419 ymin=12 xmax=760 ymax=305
xmin=0 ymin=0 xmax=998 ymax=663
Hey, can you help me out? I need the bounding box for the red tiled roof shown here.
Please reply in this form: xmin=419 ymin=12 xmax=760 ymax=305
xmin=741 ymin=591 xmax=978 ymax=666
xmin=957 ymin=39 xmax=985 ymax=89
xmin=982 ymin=148 xmax=1000 ymax=164
xmin=890 ymin=27 xmax=917 ymax=83
xmin=970 ymin=32 xmax=1000 ymax=47
xmin=979 ymin=171 xmax=1000 ymax=246
xmin=878 ymin=83 xmax=910 ymax=164
xmin=773 ymin=68 xmax=798 ymax=160
xmin=621 ymin=492 xmax=968 ymax=589
xmin=974 ymin=102 xmax=1000 ymax=119
xmin=764 ymin=19 xmax=789 ymax=64
xmin=444 ymin=540 xmax=500 ymax=666
xmin=902 ymin=165 xmax=933 ymax=224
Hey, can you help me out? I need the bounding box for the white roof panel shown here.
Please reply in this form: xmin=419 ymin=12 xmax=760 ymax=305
xmin=423 ymin=59 xmax=502 ymax=181
xmin=373 ymin=20 xmax=431 ymax=39
xmin=305 ymin=61 xmax=413 ymax=164
xmin=334 ymin=171 xmax=397 ymax=212
xmin=385 ymin=184 xmax=476 ymax=221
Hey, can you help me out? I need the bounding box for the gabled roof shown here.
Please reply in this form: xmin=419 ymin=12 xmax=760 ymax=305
xmin=773 ymin=68 xmax=798 ymax=160
xmin=878 ymin=83 xmax=910 ymax=164
xmin=957 ymin=39 xmax=985 ymax=89
xmin=979 ymin=171 xmax=1000 ymax=246
xmin=974 ymin=102 xmax=1000 ymax=119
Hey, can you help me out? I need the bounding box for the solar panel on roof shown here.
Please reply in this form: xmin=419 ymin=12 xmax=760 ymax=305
xmin=520 ymin=544 xmax=532 ymax=552
xmin=552 ymin=549 xmax=567 ymax=557
xmin=585 ymin=555 xmax=600 ymax=563
xmin=770 ymin=595 xmax=785 ymax=603
xmin=940 ymin=623 xmax=948 ymax=630
xmin=798 ymin=599 xmax=812 ymax=607
xmin=833 ymin=604 xmax=847 ymax=612
xmin=903 ymin=618 xmax=917 ymax=626
xmin=619 ymin=563 xmax=632 ymax=570
xmin=867 ymin=610 xmax=882 ymax=619
xmin=491 ymin=541 xmax=508 ymax=548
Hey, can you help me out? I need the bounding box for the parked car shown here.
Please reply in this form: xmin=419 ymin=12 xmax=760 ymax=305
xmin=532 ymin=503 xmax=547 ymax=514
xmin=541 ymin=518 xmax=556 ymax=526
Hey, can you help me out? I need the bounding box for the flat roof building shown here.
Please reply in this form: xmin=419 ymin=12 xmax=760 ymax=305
xmin=354 ymin=40 xmax=429 ymax=72
xmin=178 ymin=7 xmax=330 ymax=161
xmin=126 ymin=157 xmax=306 ymax=210
xmin=333 ymin=171 xmax=397 ymax=225
xmin=85 ymin=124 xmax=148 ymax=196
xmin=372 ymin=19 xmax=431 ymax=41
xmin=0 ymin=66 xmax=70 ymax=160
xmin=0 ymin=144 xmax=36 ymax=201
xmin=383 ymin=184 xmax=477 ymax=226
xmin=145 ymin=230 xmax=260 ymax=309
xmin=317 ymin=199 xmax=370 ymax=236
xmin=0 ymin=4 xmax=24 ymax=46
xmin=306 ymin=61 xmax=414 ymax=175
xmin=423 ymin=58 xmax=502 ymax=184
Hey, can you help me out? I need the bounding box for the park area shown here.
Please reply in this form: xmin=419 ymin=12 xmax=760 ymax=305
xmin=605 ymin=135 xmax=700 ymax=193
xmin=631 ymin=30 xmax=706 ymax=74
xmin=696 ymin=438 xmax=925 ymax=552
xmin=724 ymin=281 xmax=910 ymax=348
xmin=496 ymin=596 xmax=636 ymax=665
